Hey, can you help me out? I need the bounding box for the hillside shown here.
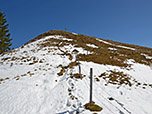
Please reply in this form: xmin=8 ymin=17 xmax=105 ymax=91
xmin=0 ymin=30 xmax=152 ymax=114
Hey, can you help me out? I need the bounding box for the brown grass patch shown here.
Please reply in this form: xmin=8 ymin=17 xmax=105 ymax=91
xmin=0 ymin=79 xmax=4 ymax=81
xmin=57 ymin=67 xmax=66 ymax=76
xmin=99 ymin=70 xmax=132 ymax=86
xmin=0 ymin=77 xmax=10 ymax=83
xmin=68 ymin=61 xmax=79 ymax=68
xmin=23 ymin=30 xmax=152 ymax=68
xmin=16 ymin=77 xmax=20 ymax=80
xmin=29 ymin=73 xmax=35 ymax=76
xmin=79 ymin=54 xmax=129 ymax=68
xmin=84 ymin=101 xmax=102 ymax=112
xmin=73 ymin=73 xmax=83 ymax=79
xmin=5 ymin=77 xmax=9 ymax=80
xmin=1 ymin=57 xmax=11 ymax=61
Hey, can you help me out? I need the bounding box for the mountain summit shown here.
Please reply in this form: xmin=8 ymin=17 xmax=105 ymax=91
xmin=0 ymin=30 xmax=152 ymax=114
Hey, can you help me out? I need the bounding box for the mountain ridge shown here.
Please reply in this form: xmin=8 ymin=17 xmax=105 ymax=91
xmin=0 ymin=30 xmax=152 ymax=114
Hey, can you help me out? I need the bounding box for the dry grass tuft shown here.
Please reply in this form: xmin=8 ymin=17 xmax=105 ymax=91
xmin=0 ymin=77 xmax=10 ymax=84
xmin=73 ymin=73 xmax=83 ymax=79
xmin=99 ymin=70 xmax=132 ymax=86
xmin=84 ymin=101 xmax=102 ymax=112
xmin=68 ymin=61 xmax=79 ymax=68
xmin=57 ymin=67 xmax=66 ymax=76
xmin=0 ymin=78 xmax=4 ymax=81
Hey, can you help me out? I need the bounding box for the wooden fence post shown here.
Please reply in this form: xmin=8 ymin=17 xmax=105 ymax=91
xmin=79 ymin=63 xmax=81 ymax=78
xmin=90 ymin=68 xmax=93 ymax=103
xmin=77 ymin=56 xmax=81 ymax=78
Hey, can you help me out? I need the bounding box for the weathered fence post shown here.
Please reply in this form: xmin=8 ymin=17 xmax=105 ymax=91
xmin=77 ymin=56 xmax=81 ymax=78
xmin=79 ymin=62 xmax=81 ymax=78
xmin=90 ymin=68 xmax=93 ymax=103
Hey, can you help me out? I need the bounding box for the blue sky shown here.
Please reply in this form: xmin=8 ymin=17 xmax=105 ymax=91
xmin=1 ymin=0 xmax=152 ymax=48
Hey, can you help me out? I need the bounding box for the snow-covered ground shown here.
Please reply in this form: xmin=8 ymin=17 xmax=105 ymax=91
xmin=86 ymin=44 xmax=98 ymax=48
xmin=97 ymin=39 xmax=136 ymax=50
xmin=0 ymin=35 xmax=152 ymax=114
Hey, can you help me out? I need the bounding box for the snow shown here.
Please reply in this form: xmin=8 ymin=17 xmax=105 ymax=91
xmin=72 ymin=32 xmax=78 ymax=35
xmin=86 ymin=44 xmax=98 ymax=48
xmin=141 ymin=53 xmax=152 ymax=59
xmin=0 ymin=35 xmax=152 ymax=114
xmin=97 ymin=39 xmax=136 ymax=50
xmin=108 ymin=47 xmax=117 ymax=51
xmin=116 ymin=45 xmax=135 ymax=50
xmin=97 ymin=39 xmax=113 ymax=45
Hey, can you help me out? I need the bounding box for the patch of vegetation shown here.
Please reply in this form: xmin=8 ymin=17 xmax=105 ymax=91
xmin=68 ymin=61 xmax=79 ymax=68
xmin=27 ymin=71 xmax=35 ymax=76
xmin=79 ymin=54 xmax=129 ymax=68
xmin=13 ymin=75 xmax=20 ymax=80
xmin=57 ymin=44 xmax=73 ymax=60
xmin=98 ymin=70 xmax=152 ymax=89
xmin=38 ymin=39 xmax=61 ymax=49
xmin=1 ymin=57 xmax=11 ymax=61
xmin=29 ymin=73 xmax=35 ymax=76
xmin=99 ymin=70 xmax=132 ymax=86
xmin=21 ymin=74 xmax=27 ymax=77
xmin=95 ymin=77 xmax=100 ymax=82
xmin=24 ymin=30 xmax=152 ymax=68
xmin=84 ymin=101 xmax=102 ymax=112
xmin=68 ymin=53 xmax=73 ymax=60
xmin=73 ymin=73 xmax=83 ymax=79
xmin=0 ymin=78 xmax=4 ymax=82
xmin=39 ymin=59 xmax=44 ymax=63
xmin=57 ymin=67 xmax=66 ymax=76
xmin=0 ymin=77 xmax=10 ymax=84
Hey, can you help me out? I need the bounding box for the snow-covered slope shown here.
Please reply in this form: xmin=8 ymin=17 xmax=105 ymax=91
xmin=0 ymin=30 xmax=152 ymax=114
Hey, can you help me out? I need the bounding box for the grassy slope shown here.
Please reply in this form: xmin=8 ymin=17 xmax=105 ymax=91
xmin=25 ymin=30 xmax=152 ymax=68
